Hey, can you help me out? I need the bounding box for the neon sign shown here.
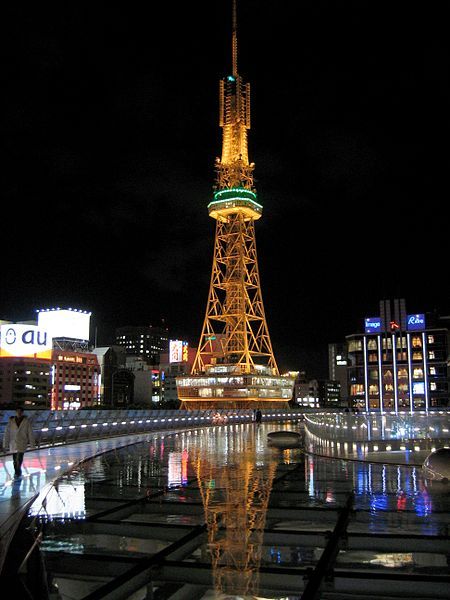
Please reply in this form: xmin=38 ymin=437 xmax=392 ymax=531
xmin=365 ymin=317 xmax=381 ymax=334
xmin=407 ymin=314 xmax=425 ymax=331
xmin=0 ymin=324 xmax=53 ymax=359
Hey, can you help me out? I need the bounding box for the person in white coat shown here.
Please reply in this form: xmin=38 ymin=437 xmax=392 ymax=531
xmin=3 ymin=406 xmax=35 ymax=477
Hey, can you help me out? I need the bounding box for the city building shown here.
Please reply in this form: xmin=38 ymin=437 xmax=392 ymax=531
xmin=126 ymin=356 xmax=161 ymax=406
xmin=115 ymin=325 xmax=169 ymax=365
xmin=160 ymin=341 xmax=196 ymax=406
xmin=92 ymin=346 xmax=130 ymax=407
xmin=293 ymin=373 xmax=340 ymax=409
xmin=328 ymin=343 xmax=348 ymax=405
xmin=176 ymin=4 xmax=295 ymax=409
xmin=347 ymin=299 xmax=449 ymax=411
xmin=51 ymin=350 xmax=100 ymax=410
xmin=0 ymin=321 xmax=53 ymax=407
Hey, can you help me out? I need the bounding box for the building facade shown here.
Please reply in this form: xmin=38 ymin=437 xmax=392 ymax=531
xmin=328 ymin=343 xmax=348 ymax=405
xmin=294 ymin=374 xmax=340 ymax=409
xmin=161 ymin=342 xmax=197 ymax=406
xmin=126 ymin=356 xmax=161 ymax=406
xmin=347 ymin=299 xmax=449 ymax=411
xmin=51 ymin=350 xmax=100 ymax=410
xmin=115 ymin=325 xmax=169 ymax=365
xmin=0 ymin=357 xmax=52 ymax=408
xmin=92 ymin=346 xmax=128 ymax=407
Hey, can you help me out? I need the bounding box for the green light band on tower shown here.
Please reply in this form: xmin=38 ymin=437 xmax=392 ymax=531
xmin=214 ymin=187 xmax=258 ymax=202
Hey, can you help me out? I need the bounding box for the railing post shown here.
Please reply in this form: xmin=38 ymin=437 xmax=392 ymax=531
xmin=301 ymin=492 xmax=354 ymax=600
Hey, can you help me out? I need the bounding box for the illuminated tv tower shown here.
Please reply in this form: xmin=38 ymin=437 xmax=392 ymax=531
xmin=177 ymin=0 xmax=295 ymax=409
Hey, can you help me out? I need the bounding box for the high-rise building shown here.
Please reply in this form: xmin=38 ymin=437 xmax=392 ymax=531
xmin=347 ymin=299 xmax=449 ymax=411
xmin=115 ymin=325 xmax=169 ymax=365
xmin=328 ymin=343 xmax=348 ymax=405
xmin=176 ymin=1 xmax=295 ymax=409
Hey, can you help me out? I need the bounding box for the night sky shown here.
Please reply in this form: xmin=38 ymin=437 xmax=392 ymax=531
xmin=3 ymin=2 xmax=448 ymax=377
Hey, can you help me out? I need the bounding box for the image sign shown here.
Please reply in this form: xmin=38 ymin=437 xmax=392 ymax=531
xmin=365 ymin=317 xmax=382 ymax=334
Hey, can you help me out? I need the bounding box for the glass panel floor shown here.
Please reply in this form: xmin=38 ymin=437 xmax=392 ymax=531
xmin=10 ymin=422 xmax=450 ymax=599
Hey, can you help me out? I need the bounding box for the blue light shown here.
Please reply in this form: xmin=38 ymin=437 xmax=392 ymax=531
xmin=365 ymin=317 xmax=382 ymax=334
xmin=227 ymin=75 xmax=236 ymax=82
xmin=407 ymin=314 xmax=426 ymax=331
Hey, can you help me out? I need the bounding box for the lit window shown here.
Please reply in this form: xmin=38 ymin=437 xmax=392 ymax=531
xmin=428 ymin=335 xmax=434 ymax=344
xmin=428 ymin=351 xmax=435 ymax=360
xmin=430 ymin=366 xmax=436 ymax=375
xmin=430 ymin=382 xmax=437 ymax=391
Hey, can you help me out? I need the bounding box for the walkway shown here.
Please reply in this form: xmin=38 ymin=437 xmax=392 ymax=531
xmin=0 ymin=429 xmax=187 ymax=573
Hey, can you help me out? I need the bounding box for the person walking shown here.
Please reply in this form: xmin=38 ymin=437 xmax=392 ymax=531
xmin=3 ymin=406 xmax=35 ymax=477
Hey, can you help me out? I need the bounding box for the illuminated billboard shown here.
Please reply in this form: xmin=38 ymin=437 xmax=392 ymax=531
xmin=37 ymin=308 xmax=91 ymax=341
xmin=0 ymin=324 xmax=53 ymax=359
xmin=407 ymin=314 xmax=426 ymax=331
xmin=169 ymin=340 xmax=189 ymax=363
xmin=365 ymin=317 xmax=382 ymax=334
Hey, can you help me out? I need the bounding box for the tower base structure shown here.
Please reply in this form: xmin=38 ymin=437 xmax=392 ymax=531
xmin=177 ymin=363 xmax=294 ymax=411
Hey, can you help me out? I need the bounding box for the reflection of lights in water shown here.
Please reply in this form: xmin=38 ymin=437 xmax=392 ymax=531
xmin=29 ymin=478 xmax=85 ymax=520
xmin=269 ymin=546 xmax=282 ymax=564
xmin=370 ymin=553 xmax=413 ymax=568
xmin=308 ymin=457 xmax=314 ymax=498
xmin=370 ymin=493 xmax=388 ymax=512
xmin=192 ymin=426 xmax=276 ymax=598
xmin=356 ymin=465 xmax=365 ymax=494
xmin=325 ymin=488 xmax=335 ymax=503
xmin=414 ymin=485 xmax=432 ymax=517
xmin=168 ymin=452 xmax=182 ymax=488
xmin=181 ymin=448 xmax=188 ymax=485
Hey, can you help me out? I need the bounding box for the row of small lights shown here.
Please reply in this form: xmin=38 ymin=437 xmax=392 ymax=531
xmin=39 ymin=412 xmax=297 ymax=432
xmin=307 ymin=430 xmax=443 ymax=454
xmin=21 ymin=412 xmax=298 ymax=484
xmin=306 ymin=422 xmax=449 ymax=430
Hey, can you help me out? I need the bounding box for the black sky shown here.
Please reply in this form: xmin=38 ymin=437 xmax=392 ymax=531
xmin=3 ymin=2 xmax=449 ymax=377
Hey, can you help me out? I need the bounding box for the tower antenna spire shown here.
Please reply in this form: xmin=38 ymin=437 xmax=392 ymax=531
xmin=232 ymin=0 xmax=238 ymax=77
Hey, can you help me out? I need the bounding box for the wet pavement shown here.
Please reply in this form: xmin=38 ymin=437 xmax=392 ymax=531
xmin=4 ymin=420 xmax=449 ymax=599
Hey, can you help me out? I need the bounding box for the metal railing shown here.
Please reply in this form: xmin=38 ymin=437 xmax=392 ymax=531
xmin=0 ymin=408 xmax=305 ymax=451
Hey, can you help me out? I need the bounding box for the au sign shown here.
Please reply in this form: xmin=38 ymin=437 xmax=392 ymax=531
xmin=0 ymin=324 xmax=53 ymax=358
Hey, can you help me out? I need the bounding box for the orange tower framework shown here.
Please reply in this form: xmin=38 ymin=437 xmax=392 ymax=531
xmin=177 ymin=0 xmax=295 ymax=409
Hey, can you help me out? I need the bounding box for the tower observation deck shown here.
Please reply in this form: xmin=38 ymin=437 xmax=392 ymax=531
xmin=177 ymin=1 xmax=295 ymax=410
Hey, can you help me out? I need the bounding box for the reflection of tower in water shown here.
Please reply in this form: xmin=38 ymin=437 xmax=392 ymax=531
xmin=190 ymin=426 xmax=276 ymax=597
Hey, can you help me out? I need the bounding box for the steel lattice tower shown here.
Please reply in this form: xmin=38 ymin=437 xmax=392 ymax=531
xmin=177 ymin=1 xmax=295 ymax=409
